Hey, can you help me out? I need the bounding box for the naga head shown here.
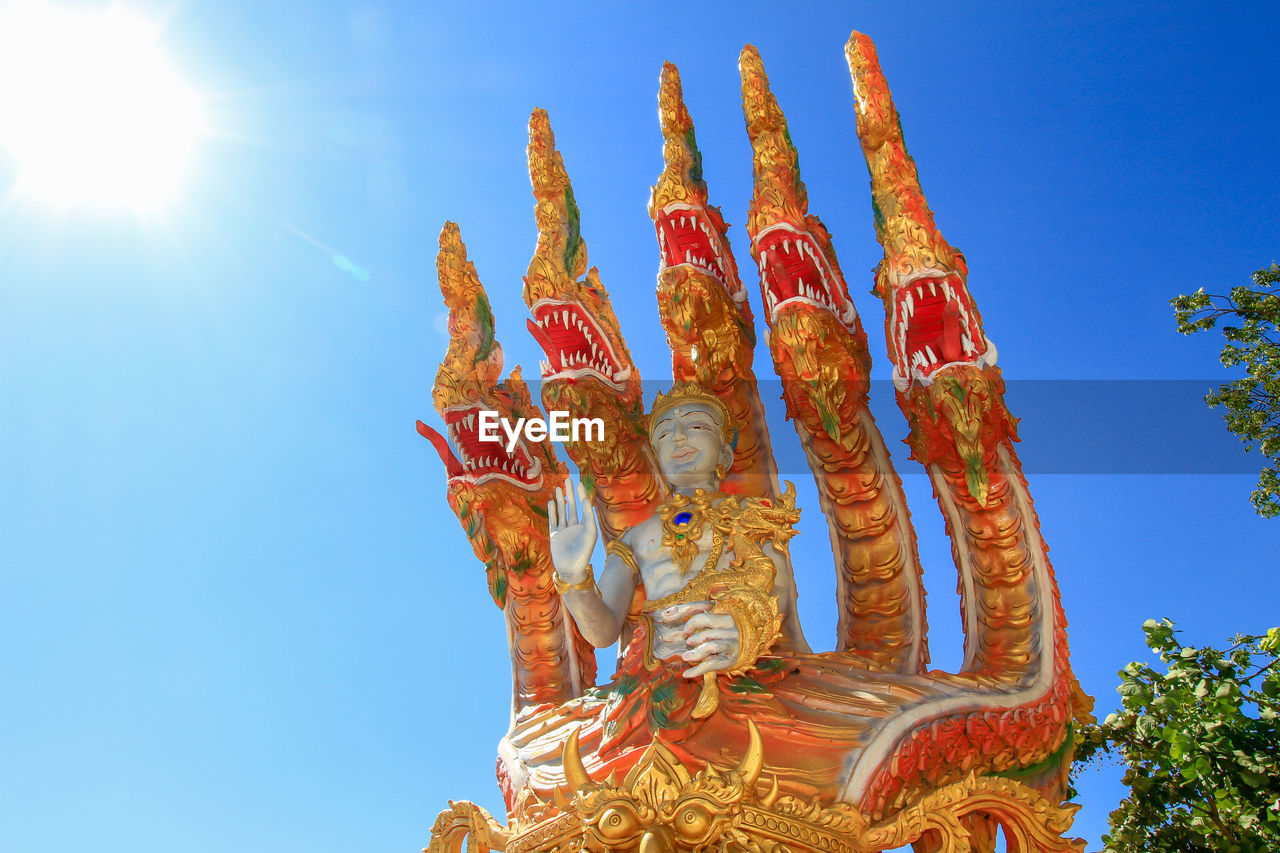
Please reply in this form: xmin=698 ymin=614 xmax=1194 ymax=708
xmin=846 ymin=32 xmax=997 ymax=393
xmin=650 ymin=62 xmax=751 ymax=337
xmin=741 ymin=45 xmax=860 ymax=338
xmin=420 ymin=222 xmax=559 ymax=496
xmin=741 ymin=45 xmax=870 ymax=441
xmin=523 ymin=109 xmax=638 ymax=397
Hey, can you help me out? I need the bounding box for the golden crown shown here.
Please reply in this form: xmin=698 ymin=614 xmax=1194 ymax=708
xmin=647 ymin=382 xmax=735 ymax=446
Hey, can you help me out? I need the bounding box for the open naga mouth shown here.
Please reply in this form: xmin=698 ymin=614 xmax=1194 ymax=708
xmin=526 ymin=299 xmax=631 ymax=386
xmin=437 ymin=405 xmax=543 ymax=488
xmin=755 ymin=223 xmax=857 ymax=328
xmin=655 ymin=203 xmax=748 ymax=308
xmin=890 ymin=272 xmax=995 ymax=388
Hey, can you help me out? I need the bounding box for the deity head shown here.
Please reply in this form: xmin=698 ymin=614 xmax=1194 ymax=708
xmin=648 ymin=383 xmax=735 ymax=492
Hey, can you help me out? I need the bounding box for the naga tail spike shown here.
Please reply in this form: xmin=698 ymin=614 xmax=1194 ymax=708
xmin=434 ymin=221 xmax=503 ymax=410
xmin=651 ymin=61 xmax=705 ymax=207
xmin=846 ymin=33 xmax=962 ymax=286
xmin=740 ymin=45 xmax=809 ymax=240
xmin=525 ymin=108 xmax=589 ymax=304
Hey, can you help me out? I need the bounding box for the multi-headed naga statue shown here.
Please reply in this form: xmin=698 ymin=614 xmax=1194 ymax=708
xmin=418 ymin=32 xmax=1093 ymax=853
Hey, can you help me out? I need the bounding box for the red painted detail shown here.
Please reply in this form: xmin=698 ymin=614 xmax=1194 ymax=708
xmin=434 ymin=405 xmax=539 ymax=485
xmin=655 ymin=207 xmax=729 ymax=287
xmin=526 ymin=301 xmax=626 ymax=382
xmin=416 ymin=419 xmax=464 ymax=477
xmin=890 ymin=273 xmax=986 ymax=377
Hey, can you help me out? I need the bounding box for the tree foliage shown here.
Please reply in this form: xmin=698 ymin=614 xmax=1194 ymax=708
xmin=1173 ymin=263 xmax=1280 ymax=517
xmin=1074 ymin=619 xmax=1280 ymax=852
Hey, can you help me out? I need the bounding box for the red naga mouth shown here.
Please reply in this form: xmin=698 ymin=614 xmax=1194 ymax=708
xmin=418 ymin=405 xmax=543 ymax=488
xmin=890 ymin=272 xmax=993 ymax=387
xmin=754 ymin=223 xmax=857 ymax=328
xmin=655 ymin=203 xmax=748 ymax=308
xmin=527 ymin=299 xmax=631 ymax=386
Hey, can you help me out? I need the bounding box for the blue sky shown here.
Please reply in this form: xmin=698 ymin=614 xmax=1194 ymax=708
xmin=1 ymin=1 xmax=1278 ymax=851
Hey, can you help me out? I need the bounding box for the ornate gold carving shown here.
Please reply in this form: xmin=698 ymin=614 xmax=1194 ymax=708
xmin=645 ymin=486 xmax=798 ymax=717
xmin=427 ymin=722 xmax=1085 ymax=853
xmin=655 ymin=488 xmax=720 ymax=575
xmin=648 ymin=382 xmax=735 ymax=447
xmin=606 ymin=540 xmax=641 ymax=578
xmin=426 ymin=800 xmax=510 ymax=853
xmin=553 ymin=564 xmax=597 ymax=595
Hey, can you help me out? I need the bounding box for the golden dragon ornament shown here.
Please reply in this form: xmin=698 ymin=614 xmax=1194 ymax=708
xmin=417 ymin=30 xmax=1094 ymax=853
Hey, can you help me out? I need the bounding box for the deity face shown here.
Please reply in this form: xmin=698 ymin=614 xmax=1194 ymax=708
xmin=649 ymin=402 xmax=732 ymax=491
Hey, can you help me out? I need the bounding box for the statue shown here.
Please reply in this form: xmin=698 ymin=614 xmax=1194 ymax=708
xmin=548 ymin=383 xmax=808 ymax=720
xmin=418 ymin=32 xmax=1094 ymax=853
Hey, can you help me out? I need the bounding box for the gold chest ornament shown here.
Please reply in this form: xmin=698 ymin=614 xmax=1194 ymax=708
xmin=644 ymin=482 xmax=800 ymax=717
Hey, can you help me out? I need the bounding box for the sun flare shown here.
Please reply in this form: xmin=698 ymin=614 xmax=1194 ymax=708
xmin=0 ymin=3 xmax=202 ymax=210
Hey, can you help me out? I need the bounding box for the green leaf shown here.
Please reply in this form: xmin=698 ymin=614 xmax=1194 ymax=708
xmin=1073 ymin=618 xmax=1280 ymax=850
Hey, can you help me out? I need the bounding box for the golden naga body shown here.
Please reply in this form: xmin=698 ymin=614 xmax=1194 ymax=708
xmin=419 ymin=31 xmax=1093 ymax=853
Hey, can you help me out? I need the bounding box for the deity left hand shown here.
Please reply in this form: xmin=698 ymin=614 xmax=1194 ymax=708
xmin=653 ymin=601 xmax=741 ymax=679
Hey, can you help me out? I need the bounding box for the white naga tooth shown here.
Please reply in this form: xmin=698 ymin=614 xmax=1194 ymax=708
xmin=685 ymin=249 xmax=693 ymax=263
xmin=905 ymin=292 xmax=914 ymax=316
xmin=783 ymin=240 xmax=791 ymax=254
xmin=925 ymin=345 xmax=938 ymax=363
xmin=928 ymin=281 xmax=937 ymax=297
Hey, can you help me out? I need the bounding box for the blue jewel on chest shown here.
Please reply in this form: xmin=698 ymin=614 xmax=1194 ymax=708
xmin=674 ymin=511 xmax=693 ymax=526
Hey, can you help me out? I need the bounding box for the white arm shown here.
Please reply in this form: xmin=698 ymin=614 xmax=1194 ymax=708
xmin=561 ymin=548 xmax=637 ymax=648
xmin=548 ymin=478 xmax=636 ymax=648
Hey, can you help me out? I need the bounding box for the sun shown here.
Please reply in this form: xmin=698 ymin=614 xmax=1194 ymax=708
xmin=0 ymin=3 xmax=203 ymax=210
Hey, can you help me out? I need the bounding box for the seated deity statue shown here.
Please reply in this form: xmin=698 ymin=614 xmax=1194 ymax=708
xmin=548 ymin=383 xmax=810 ymax=724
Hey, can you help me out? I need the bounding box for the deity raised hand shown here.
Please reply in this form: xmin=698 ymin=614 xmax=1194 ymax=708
xmin=423 ymin=32 xmax=1092 ymax=853
xmin=548 ymin=480 xmax=596 ymax=587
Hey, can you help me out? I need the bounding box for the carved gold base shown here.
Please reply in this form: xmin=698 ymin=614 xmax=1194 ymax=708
xmin=426 ymin=723 xmax=1083 ymax=853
